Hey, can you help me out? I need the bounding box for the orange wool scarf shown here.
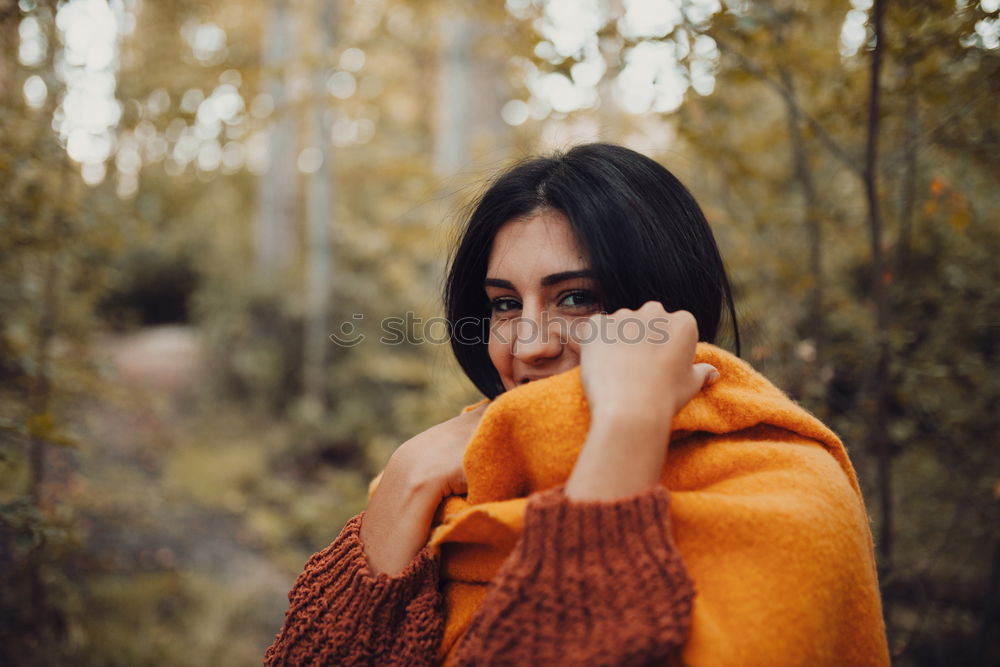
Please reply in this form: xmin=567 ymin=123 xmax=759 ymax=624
xmin=427 ymin=343 xmax=890 ymax=666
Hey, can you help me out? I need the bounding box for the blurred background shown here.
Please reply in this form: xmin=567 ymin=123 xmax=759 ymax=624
xmin=0 ymin=0 xmax=997 ymax=664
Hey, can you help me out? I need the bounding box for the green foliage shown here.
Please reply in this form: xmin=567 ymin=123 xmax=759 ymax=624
xmin=1 ymin=0 xmax=997 ymax=664
xmin=0 ymin=496 xmax=79 ymax=667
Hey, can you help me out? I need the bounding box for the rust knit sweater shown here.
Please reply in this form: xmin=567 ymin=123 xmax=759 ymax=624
xmin=265 ymin=343 xmax=888 ymax=666
xmin=263 ymin=485 xmax=694 ymax=666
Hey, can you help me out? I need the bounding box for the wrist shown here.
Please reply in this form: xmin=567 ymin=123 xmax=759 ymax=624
xmin=383 ymin=447 xmax=449 ymax=508
xmin=589 ymin=405 xmax=674 ymax=444
xmin=361 ymin=454 xmax=442 ymax=576
xmin=565 ymin=411 xmax=673 ymax=501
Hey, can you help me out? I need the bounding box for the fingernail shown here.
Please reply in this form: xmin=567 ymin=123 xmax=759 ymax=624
xmin=708 ymin=369 xmax=721 ymax=384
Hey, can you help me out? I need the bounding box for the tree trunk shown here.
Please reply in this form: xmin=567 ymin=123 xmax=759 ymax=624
xmin=25 ymin=3 xmax=64 ymax=510
xmin=975 ymin=523 xmax=1000 ymax=666
xmin=256 ymin=0 xmax=299 ymax=279
xmin=302 ymin=0 xmax=336 ymax=401
xmin=895 ymin=60 xmax=918 ymax=278
xmin=0 ymin=0 xmax=19 ymax=100
xmin=864 ymin=0 xmax=893 ymax=630
xmin=27 ymin=244 xmax=61 ymax=507
xmin=433 ymin=12 xmax=473 ymax=174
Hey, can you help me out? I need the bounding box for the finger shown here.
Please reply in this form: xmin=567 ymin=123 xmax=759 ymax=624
xmin=447 ymin=473 xmax=469 ymax=497
xmin=694 ymin=362 xmax=721 ymax=387
xmin=468 ymin=402 xmax=490 ymax=423
xmin=463 ymin=399 xmax=490 ymax=415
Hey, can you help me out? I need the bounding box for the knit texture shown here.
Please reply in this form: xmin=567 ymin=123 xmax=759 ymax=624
xmin=429 ymin=342 xmax=890 ymax=666
xmin=263 ymin=513 xmax=443 ymax=666
xmin=265 ymin=342 xmax=889 ymax=666
xmin=264 ymin=487 xmax=691 ymax=666
xmin=449 ymin=485 xmax=693 ymax=666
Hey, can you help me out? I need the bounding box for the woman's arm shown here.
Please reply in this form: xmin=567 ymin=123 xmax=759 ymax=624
xmin=447 ymin=408 xmax=701 ymax=666
xmin=263 ymin=513 xmax=444 ymax=667
xmin=360 ymin=403 xmax=488 ymax=575
xmin=265 ymin=404 xmax=489 ymax=665
xmin=567 ymin=304 xmax=717 ymax=502
xmin=451 ymin=484 xmax=694 ymax=665
xmin=449 ymin=305 xmax=710 ymax=664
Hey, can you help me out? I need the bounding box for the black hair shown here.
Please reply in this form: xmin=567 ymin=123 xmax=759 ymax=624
xmin=445 ymin=142 xmax=740 ymax=399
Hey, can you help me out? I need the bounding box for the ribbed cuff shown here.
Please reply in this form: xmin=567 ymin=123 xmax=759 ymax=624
xmin=312 ymin=512 xmax=439 ymax=602
xmin=266 ymin=513 xmax=442 ymax=666
xmin=520 ymin=484 xmax=679 ymax=571
xmin=450 ymin=484 xmax=694 ymax=666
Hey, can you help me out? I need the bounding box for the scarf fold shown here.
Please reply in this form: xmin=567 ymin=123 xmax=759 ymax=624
xmin=429 ymin=343 xmax=889 ymax=665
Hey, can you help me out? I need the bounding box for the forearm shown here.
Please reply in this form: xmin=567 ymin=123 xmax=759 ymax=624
xmin=565 ymin=409 xmax=673 ymax=501
xmin=360 ymin=456 xmax=442 ymax=576
xmin=360 ymin=404 xmax=484 ymax=576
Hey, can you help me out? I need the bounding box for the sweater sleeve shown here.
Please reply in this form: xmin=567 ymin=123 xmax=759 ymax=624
xmin=263 ymin=513 xmax=444 ymax=667
xmin=451 ymin=485 xmax=695 ymax=666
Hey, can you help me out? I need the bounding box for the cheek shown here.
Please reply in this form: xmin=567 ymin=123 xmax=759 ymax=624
xmin=487 ymin=322 xmax=513 ymax=380
xmin=564 ymin=318 xmax=585 ymax=361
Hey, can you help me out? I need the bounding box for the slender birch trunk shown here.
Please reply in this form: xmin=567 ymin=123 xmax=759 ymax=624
xmin=303 ymin=0 xmax=336 ymax=401
xmin=256 ymin=0 xmax=298 ymax=279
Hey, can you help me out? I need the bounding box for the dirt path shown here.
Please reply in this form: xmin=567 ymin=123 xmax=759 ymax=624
xmin=69 ymin=326 xmax=292 ymax=663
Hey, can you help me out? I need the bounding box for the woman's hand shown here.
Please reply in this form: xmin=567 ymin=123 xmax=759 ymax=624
xmin=577 ymin=302 xmax=718 ymax=422
xmin=566 ymin=302 xmax=718 ymax=501
xmin=389 ymin=401 xmax=489 ymax=499
xmin=359 ymin=402 xmax=488 ymax=576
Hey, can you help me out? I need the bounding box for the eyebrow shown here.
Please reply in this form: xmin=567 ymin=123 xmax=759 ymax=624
xmin=484 ymin=270 xmax=595 ymax=290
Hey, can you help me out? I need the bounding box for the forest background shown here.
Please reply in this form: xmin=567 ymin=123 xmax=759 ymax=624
xmin=1 ymin=0 xmax=997 ymax=665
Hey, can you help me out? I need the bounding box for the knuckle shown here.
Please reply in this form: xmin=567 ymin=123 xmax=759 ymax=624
xmin=673 ymin=310 xmax=696 ymax=327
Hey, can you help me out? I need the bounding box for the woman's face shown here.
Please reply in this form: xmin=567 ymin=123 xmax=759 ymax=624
xmin=485 ymin=207 xmax=602 ymax=392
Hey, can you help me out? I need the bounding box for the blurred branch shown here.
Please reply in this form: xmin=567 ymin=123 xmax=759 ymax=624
xmin=772 ymin=28 xmax=825 ymax=392
xmin=709 ymin=31 xmax=863 ymax=176
xmin=893 ymin=85 xmax=995 ymax=169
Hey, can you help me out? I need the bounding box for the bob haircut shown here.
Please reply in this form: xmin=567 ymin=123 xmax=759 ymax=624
xmin=445 ymin=142 xmax=739 ymax=399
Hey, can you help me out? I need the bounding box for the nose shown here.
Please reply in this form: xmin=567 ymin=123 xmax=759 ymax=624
xmin=512 ymin=310 xmax=565 ymax=364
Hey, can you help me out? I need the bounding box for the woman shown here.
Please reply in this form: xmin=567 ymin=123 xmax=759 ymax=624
xmin=264 ymin=143 xmax=889 ymax=666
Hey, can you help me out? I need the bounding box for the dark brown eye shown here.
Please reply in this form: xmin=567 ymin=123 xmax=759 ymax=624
xmin=490 ymin=297 xmax=520 ymax=313
xmin=559 ymin=290 xmax=598 ymax=309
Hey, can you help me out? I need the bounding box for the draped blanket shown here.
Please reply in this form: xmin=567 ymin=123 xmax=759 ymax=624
xmin=428 ymin=343 xmax=889 ymax=665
